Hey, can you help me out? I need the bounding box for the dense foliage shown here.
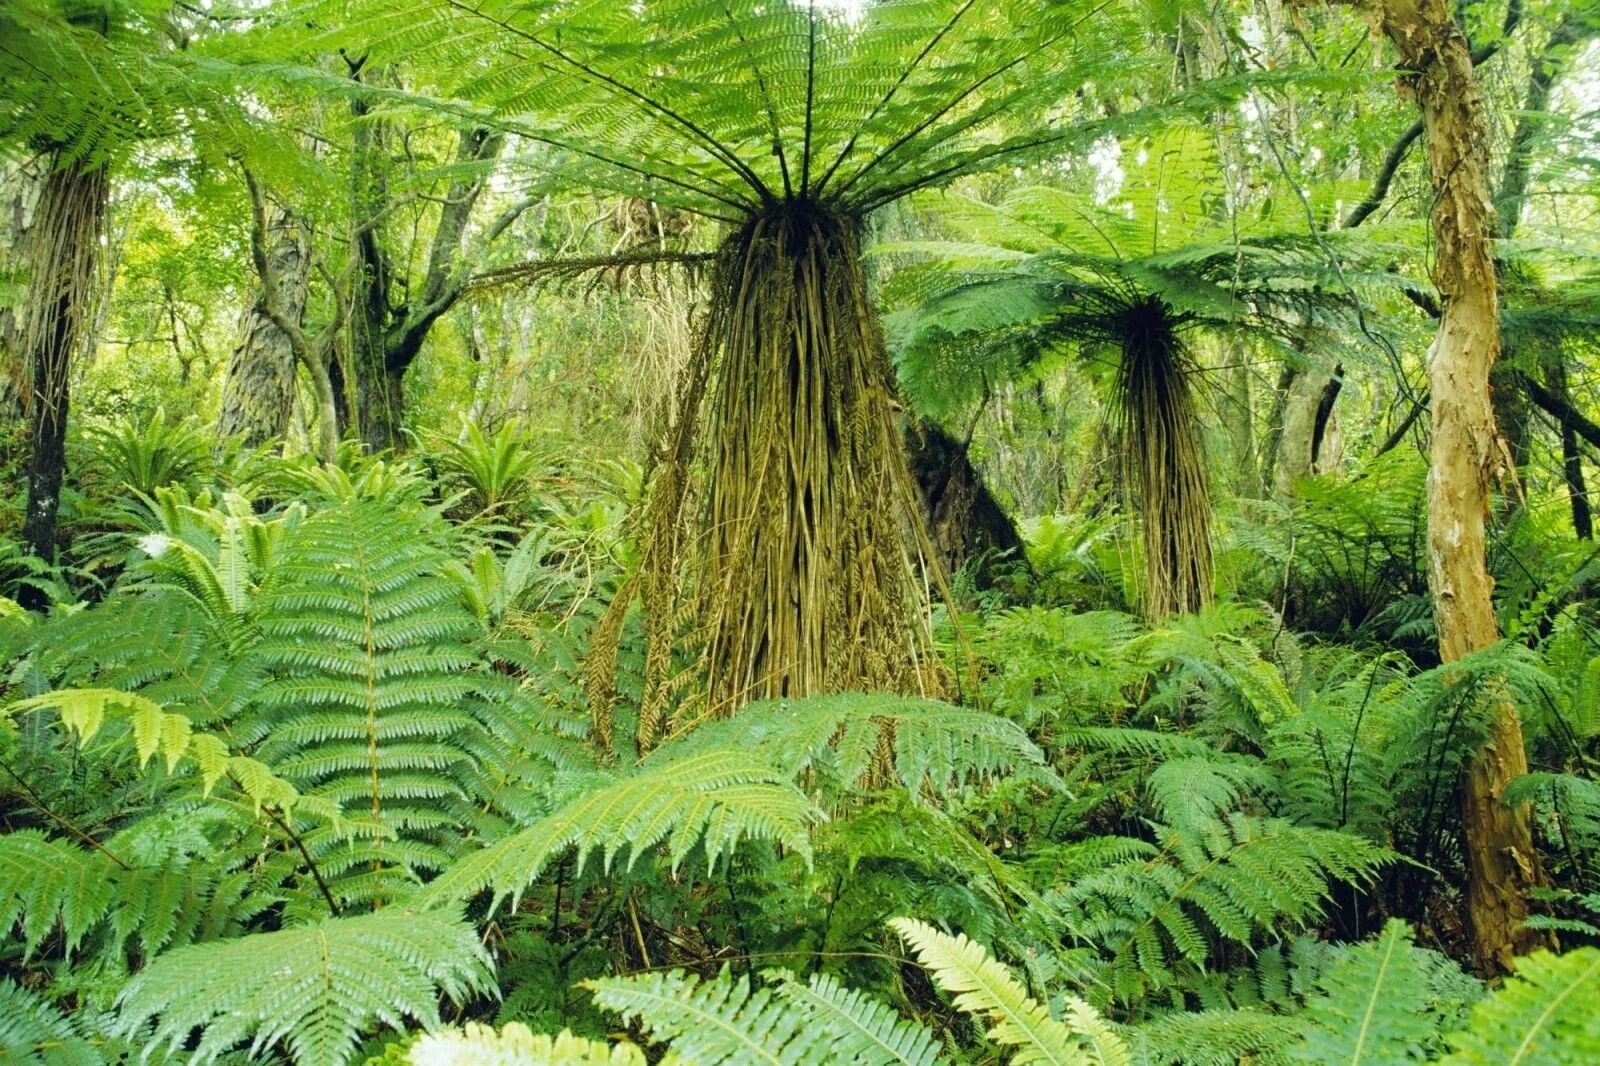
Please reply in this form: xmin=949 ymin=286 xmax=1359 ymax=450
xmin=2 ymin=0 xmax=1599 ymax=1062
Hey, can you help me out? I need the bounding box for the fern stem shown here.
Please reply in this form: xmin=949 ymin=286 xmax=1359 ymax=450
xmin=260 ymin=801 xmax=342 ymax=916
xmin=0 ymin=759 xmax=129 ymax=870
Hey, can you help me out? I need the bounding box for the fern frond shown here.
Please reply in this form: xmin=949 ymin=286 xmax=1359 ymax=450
xmin=115 ymin=910 xmax=494 ymax=1066
xmin=4 ymin=687 xmax=334 ymax=821
xmin=1441 ymin=948 xmax=1600 ymax=1064
xmin=663 ymin=692 xmax=1060 ymax=803
xmin=418 ymin=751 xmax=819 ymax=909
xmin=1287 ymin=920 xmax=1467 ymax=1064
xmin=588 ymin=966 xmax=943 ymax=1066
xmin=892 ymin=918 xmax=1128 ymax=1065
xmin=406 ymin=1023 xmax=644 ymax=1065
xmin=0 ymin=980 xmax=105 ymax=1066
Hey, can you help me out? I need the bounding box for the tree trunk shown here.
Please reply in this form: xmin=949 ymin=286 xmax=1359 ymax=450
xmin=1370 ymin=0 xmax=1542 ymax=975
xmin=1274 ymin=365 xmax=1340 ymax=492
xmin=1225 ymin=359 xmax=1257 ymax=497
xmin=1547 ymin=358 xmax=1592 ymax=540
xmin=217 ymin=205 xmax=309 ymax=450
xmin=18 ymin=157 xmax=106 ymax=600
xmin=650 ymin=206 xmax=940 ymax=742
xmin=906 ymin=418 xmax=1027 ymax=586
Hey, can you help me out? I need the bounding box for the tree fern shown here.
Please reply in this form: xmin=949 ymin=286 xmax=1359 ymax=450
xmin=115 ymin=910 xmax=493 ymax=1066
xmin=892 ymin=917 xmax=1129 ymax=1066
xmin=586 ymin=966 xmax=943 ymax=1066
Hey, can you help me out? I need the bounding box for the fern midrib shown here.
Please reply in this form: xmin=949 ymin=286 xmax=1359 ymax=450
xmin=1507 ymin=951 xmax=1600 ymax=1065
xmin=355 ymin=544 xmax=385 ymax=900
xmin=1348 ymin=925 xmax=1400 ymax=1064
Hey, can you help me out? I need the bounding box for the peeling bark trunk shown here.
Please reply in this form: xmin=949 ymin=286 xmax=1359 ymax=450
xmin=1366 ymin=0 xmax=1542 ymax=975
xmin=19 ymin=157 xmax=106 ymax=597
xmin=217 ymin=205 xmax=309 ymax=450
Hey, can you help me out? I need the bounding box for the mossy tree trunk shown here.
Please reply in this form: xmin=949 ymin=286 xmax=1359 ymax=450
xmin=218 ymin=204 xmax=309 ymax=451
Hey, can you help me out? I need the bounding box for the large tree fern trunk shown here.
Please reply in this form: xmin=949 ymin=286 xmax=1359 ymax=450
xmin=19 ymin=156 xmax=105 ymax=597
xmin=638 ymin=203 xmax=941 ymax=743
xmin=217 ymin=205 xmax=309 ymax=450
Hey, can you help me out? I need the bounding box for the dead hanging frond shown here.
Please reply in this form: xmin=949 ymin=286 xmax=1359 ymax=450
xmin=1103 ymin=292 xmax=1213 ymax=618
xmin=463 ymin=248 xmax=716 ymax=298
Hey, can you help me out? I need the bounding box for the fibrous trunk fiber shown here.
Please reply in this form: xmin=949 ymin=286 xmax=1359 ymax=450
xmin=635 ymin=202 xmax=941 ymax=745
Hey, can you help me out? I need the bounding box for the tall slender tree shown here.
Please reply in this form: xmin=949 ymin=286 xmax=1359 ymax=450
xmin=1309 ymin=0 xmax=1542 ymax=974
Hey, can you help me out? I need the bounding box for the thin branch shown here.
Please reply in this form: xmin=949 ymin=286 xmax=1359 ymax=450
xmin=0 ymin=758 xmax=130 ymax=869
xmin=1341 ymin=120 xmax=1422 ymax=229
xmin=1519 ymin=370 xmax=1600 ymax=453
xmin=259 ymin=800 xmax=341 ymax=916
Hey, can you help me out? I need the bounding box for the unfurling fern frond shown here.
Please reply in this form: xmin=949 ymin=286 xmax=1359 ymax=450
xmin=891 ymin=918 xmax=1129 ymax=1066
xmin=1441 ymin=948 xmax=1600 ymax=1064
xmin=405 ymin=1023 xmax=644 ymax=1065
xmin=586 ymin=966 xmax=943 ymax=1066
xmin=115 ymin=910 xmax=494 ymax=1066
xmin=418 ymin=750 xmax=820 ymax=909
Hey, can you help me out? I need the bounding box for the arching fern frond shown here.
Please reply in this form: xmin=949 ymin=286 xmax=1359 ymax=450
xmin=4 ymin=687 xmax=335 ymax=821
xmin=586 ymin=966 xmax=943 ymax=1066
xmin=662 ymin=692 xmax=1061 ymax=804
xmin=1441 ymin=947 xmax=1600 ymax=1064
xmin=417 ymin=750 xmax=819 ymax=910
xmin=115 ymin=910 xmax=494 ymax=1066
xmin=1052 ymin=815 xmax=1390 ymax=1005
